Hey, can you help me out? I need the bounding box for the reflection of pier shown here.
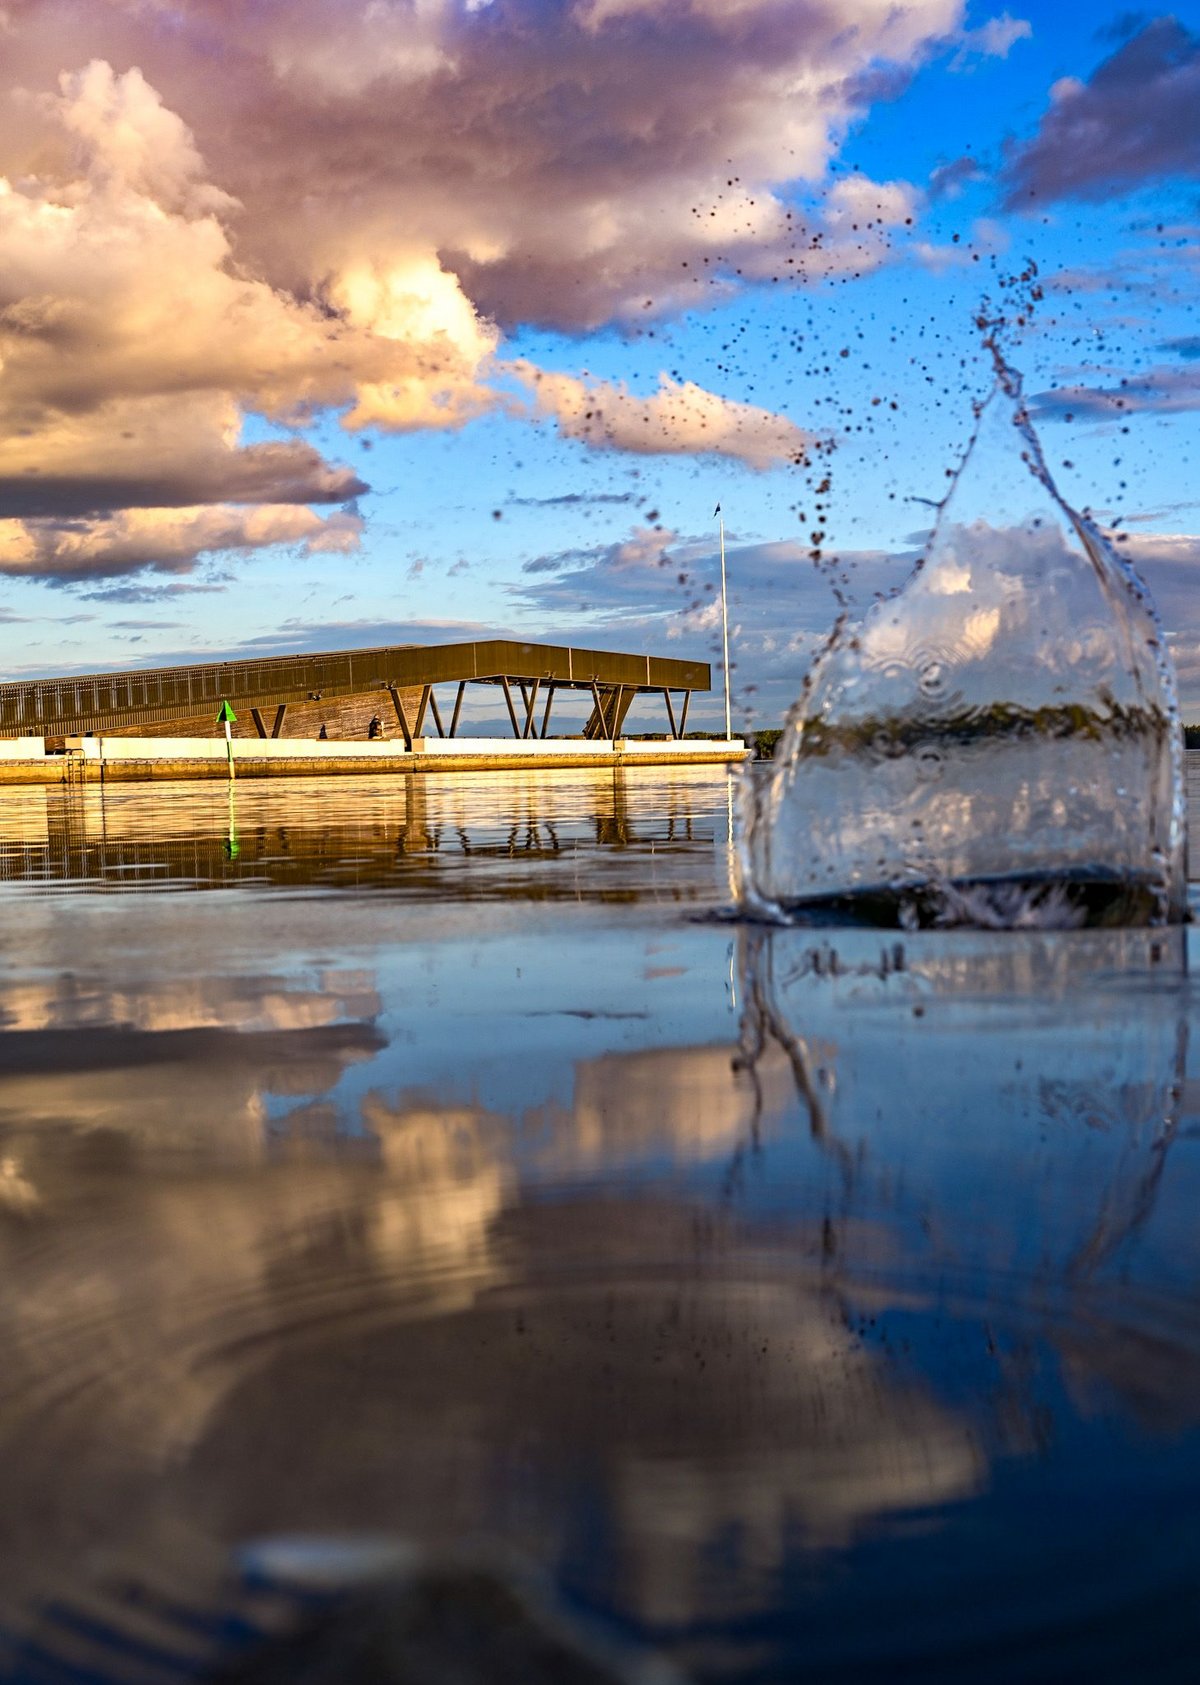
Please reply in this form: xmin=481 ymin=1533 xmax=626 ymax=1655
xmin=0 ymin=769 xmax=720 ymax=894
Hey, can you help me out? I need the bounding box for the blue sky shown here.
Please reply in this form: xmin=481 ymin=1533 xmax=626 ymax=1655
xmin=2 ymin=1 xmax=1200 ymax=728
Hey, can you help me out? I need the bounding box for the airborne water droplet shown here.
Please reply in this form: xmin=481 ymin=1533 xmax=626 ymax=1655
xmin=739 ymin=354 xmax=1186 ymax=928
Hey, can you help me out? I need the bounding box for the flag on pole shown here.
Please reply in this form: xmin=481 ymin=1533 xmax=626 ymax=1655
xmin=713 ymin=503 xmax=721 ymax=517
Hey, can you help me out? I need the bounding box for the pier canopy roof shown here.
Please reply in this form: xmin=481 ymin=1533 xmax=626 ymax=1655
xmin=0 ymin=639 xmax=711 ymax=742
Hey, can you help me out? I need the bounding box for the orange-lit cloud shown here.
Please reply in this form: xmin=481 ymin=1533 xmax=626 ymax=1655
xmin=0 ymin=0 xmax=964 ymax=578
xmin=0 ymin=504 xmax=363 ymax=581
xmin=511 ymin=365 xmax=810 ymax=470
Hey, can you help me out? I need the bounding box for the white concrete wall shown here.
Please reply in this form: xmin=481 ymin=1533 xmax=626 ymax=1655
xmin=0 ymin=737 xmax=47 ymax=761
xmin=412 ymin=737 xmax=745 ymax=756
xmin=409 ymin=736 xmax=610 ymax=756
xmin=617 ymin=738 xmax=745 ymax=755
xmin=18 ymin=734 xmax=744 ymax=764
xmin=96 ymin=736 xmax=415 ymax=760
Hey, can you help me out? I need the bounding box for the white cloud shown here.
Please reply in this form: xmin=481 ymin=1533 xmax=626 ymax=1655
xmin=949 ymin=12 xmax=1031 ymax=69
xmin=512 ymin=365 xmax=810 ymax=470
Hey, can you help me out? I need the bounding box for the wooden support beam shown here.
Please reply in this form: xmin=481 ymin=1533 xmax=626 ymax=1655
xmin=540 ymin=684 xmax=555 ymax=739
xmin=449 ymin=681 xmax=466 ymax=739
xmin=523 ymin=678 xmax=540 ymax=738
xmin=387 ymin=685 xmax=413 ymax=750
xmin=499 ymin=675 xmax=521 ymax=738
xmin=588 ymin=679 xmax=618 ymax=742
xmin=663 ymin=688 xmax=678 ymax=739
xmin=427 ymin=688 xmax=445 ymax=738
xmin=250 ymin=707 xmax=269 ymax=740
xmin=271 ymin=704 xmax=287 ymax=739
xmin=414 ymin=684 xmax=431 ymax=737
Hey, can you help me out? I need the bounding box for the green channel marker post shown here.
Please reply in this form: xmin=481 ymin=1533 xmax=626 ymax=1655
xmin=225 ymin=780 xmax=239 ymax=859
xmin=217 ymin=699 xmax=237 ymax=779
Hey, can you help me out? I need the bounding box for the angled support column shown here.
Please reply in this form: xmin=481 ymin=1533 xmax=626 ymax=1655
xmin=540 ymin=684 xmax=556 ymax=739
xmin=449 ymin=682 xmax=466 ymax=738
xmin=663 ymin=689 xmax=679 ymax=739
xmin=523 ymin=678 xmax=541 ymax=739
xmin=587 ymin=680 xmax=604 ymax=740
xmin=414 ymin=685 xmax=431 ymax=737
xmin=427 ymin=689 xmax=446 ymax=738
xmin=250 ymin=707 xmax=269 ymax=739
xmin=589 ymin=683 xmax=628 ymax=740
xmin=388 ymin=685 xmax=413 ymax=750
xmin=499 ymin=676 xmax=522 ymax=738
xmin=270 ymin=704 xmax=287 ymax=739
xmin=678 ymin=689 xmax=691 ymax=736
xmin=610 ymin=684 xmax=635 ymax=738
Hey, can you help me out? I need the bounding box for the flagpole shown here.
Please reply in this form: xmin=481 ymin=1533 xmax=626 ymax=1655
xmin=717 ymin=506 xmax=732 ymax=741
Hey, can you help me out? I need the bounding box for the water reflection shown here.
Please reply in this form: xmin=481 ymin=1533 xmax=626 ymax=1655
xmin=1 ymin=777 xmax=1200 ymax=1680
xmin=0 ymin=768 xmax=721 ymax=900
xmin=0 ymin=970 xmax=382 ymax=1160
xmin=738 ymin=924 xmax=1191 ymax=1293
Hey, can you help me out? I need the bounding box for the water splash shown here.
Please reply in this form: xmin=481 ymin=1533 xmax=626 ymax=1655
xmin=738 ymin=347 xmax=1187 ymax=928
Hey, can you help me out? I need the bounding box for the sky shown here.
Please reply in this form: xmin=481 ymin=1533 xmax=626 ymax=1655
xmin=2 ymin=0 xmax=1200 ymax=730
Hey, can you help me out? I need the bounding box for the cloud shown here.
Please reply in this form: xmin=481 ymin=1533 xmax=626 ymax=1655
xmin=512 ymin=365 xmax=811 ymax=470
xmin=1096 ymin=13 xmax=1152 ymax=45
xmin=1 ymin=9 xmax=960 ymax=335
xmin=0 ymin=419 xmax=367 ymax=521
xmin=521 ymin=525 xmax=678 ymax=581
xmin=0 ymin=3 xmax=967 ymax=576
xmin=0 ymin=613 xmax=510 ymax=680
xmin=948 ymin=12 xmax=1031 ymax=69
xmin=507 ymin=491 xmax=639 ymax=509
xmin=0 ymin=505 xmax=362 ymax=582
xmin=510 ymin=522 xmax=916 ymax=720
xmin=0 ymin=58 xmax=497 ymax=575
xmin=1112 ymin=532 xmax=1200 ymax=706
xmin=56 ymin=513 xmax=1194 ymax=730
xmin=1003 ymin=17 xmax=1200 ymax=205
xmin=217 ymin=616 xmax=502 ymax=660
xmin=1160 ymin=336 xmax=1200 ymax=360
xmin=1120 ymin=531 xmax=1200 ymax=567
xmin=79 ymin=581 xmax=229 ymax=604
xmin=929 ymin=154 xmax=987 ymax=199
xmin=1032 ymin=365 xmax=1200 ymax=420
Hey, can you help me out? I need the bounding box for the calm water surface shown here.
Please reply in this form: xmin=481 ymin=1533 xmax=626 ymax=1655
xmin=3 ymin=764 xmax=1200 ymax=1682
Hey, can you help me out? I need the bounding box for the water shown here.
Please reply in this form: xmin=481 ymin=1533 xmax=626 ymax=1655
xmin=3 ymin=766 xmax=1200 ymax=1680
xmin=740 ymin=354 xmax=1187 ymax=927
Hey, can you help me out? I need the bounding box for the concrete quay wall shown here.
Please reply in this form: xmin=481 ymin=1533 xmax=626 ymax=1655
xmin=0 ymin=735 xmax=747 ymax=784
